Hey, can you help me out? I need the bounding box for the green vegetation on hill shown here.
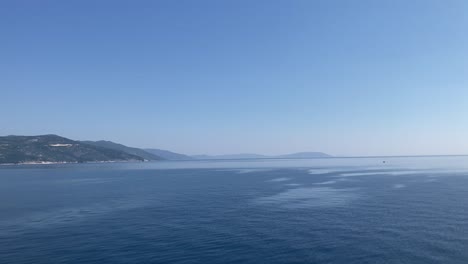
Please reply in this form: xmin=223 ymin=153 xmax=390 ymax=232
xmin=0 ymin=135 xmax=145 ymax=164
xmin=82 ymin=140 xmax=163 ymax=160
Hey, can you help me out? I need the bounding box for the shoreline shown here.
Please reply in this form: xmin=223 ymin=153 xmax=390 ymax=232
xmin=0 ymin=160 xmax=147 ymax=166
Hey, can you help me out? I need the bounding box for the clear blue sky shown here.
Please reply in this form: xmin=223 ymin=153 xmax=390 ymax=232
xmin=2 ymin=0 xmax=468 ymax=156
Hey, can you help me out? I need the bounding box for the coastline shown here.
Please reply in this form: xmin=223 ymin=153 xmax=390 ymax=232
xmin=0 ymin=160 xmax=147 ymax=166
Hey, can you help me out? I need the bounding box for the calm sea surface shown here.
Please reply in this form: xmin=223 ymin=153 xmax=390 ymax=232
xmin=1 ymin=157 xmax=468 ymax=263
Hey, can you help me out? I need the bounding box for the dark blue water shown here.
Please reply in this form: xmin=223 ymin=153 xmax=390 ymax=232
xmin=1 ymin=157 xmax=468 ymax=263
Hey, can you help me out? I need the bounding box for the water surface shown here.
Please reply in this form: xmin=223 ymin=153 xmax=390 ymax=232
xmin=1 ymin=157 xmax=468 ymax=263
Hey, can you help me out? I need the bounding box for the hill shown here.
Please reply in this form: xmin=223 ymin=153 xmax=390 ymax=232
xmin=275 ymin=152 xmax=331 ymax=158
xmin=0 ymin=135 xmax=145 ymax=164
xmin=192 ymin=153 xmax=267 ymax=159
xmin=144 ymin=149 xmax=193 ymax=160
xmin=82 ymin=141 xmax=163 ymax=160
xmin=192 ymin=152 xmax=331 ymax=160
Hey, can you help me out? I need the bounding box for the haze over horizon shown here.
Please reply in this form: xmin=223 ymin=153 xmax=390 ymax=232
xmin=3 ymin=0 xmax=468 ymax=156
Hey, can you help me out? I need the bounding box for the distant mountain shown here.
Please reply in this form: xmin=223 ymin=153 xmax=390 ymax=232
xmin=192 ymin=153 xmax=267 ymax=160
xmin=82 ymin=140 xmax=163 ymax=161
xmin=144 ymin=149 xmax=193 ymax=160
xmin=0 ymin=134 xmax=331 ymax=164
xmin=192 ymin=152 xmax=331 ymax=160
xmin=275 ymin=152 xmax=331 ymax=158
xmin=0 ymin=135 xmax=145 ymax=164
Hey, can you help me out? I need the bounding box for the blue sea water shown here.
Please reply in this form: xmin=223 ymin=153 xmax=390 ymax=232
xmin=1 ymin=157 xmax=468 ymax=263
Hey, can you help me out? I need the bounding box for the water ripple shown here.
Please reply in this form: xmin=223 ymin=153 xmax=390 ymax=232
xmin=256 ymin=187 xmax=360 ymax=208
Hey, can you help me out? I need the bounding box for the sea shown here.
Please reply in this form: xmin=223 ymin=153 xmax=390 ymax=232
xmin=1 ymin=156 xmax=468 ymax=263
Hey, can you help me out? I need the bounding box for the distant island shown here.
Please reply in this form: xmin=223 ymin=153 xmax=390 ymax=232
xmin=191 ymin=152 xmax=332 ymax=160
xmin=0 ymin=134 xmax=331 ymax=164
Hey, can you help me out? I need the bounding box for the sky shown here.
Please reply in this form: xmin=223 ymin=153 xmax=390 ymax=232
xmin=2 ymin=0 xmax=468 ymax=156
